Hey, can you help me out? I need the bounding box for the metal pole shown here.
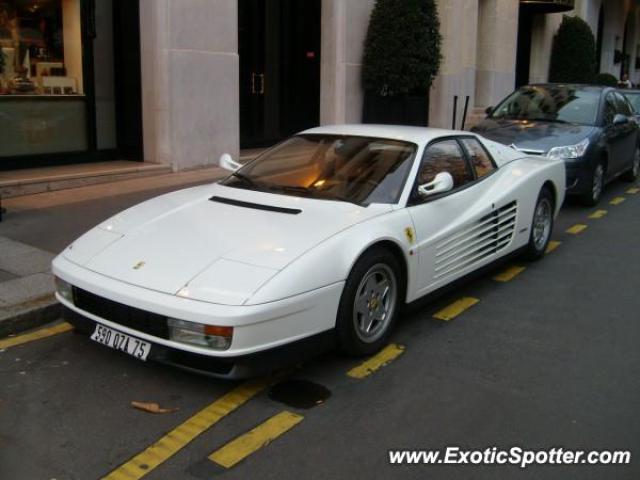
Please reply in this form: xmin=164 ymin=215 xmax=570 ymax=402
xmin=452 ymin=96 xmax=458 ymax=130
xmin=461 ymin=96 xmax=470 ymax=130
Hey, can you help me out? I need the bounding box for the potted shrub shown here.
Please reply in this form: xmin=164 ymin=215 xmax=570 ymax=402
xmin=594 ymin=72 xmax=619 ymax=87
xmin=549 ymin=15 xmax=597 ymax=84
xmin=362 ymin=0 xmax=442 ymax=126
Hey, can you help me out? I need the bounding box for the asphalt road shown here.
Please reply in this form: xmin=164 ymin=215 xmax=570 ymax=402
xmin=1 ymin=178 xmax=640 ymax=480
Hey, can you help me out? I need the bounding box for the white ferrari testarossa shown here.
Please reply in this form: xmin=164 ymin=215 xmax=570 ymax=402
xmin=53 ymin=125 xmax=565 ymax=378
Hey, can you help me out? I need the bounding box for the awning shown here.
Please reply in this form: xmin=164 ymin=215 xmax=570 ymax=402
xmin=520 ymin=0 xmax=575 ymax=14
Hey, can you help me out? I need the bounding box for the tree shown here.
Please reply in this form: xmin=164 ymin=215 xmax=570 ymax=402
xmin=549 ymin=15 xmax=597 ymax=84
xmin=362 ymin=0 xmax=442 ymax=97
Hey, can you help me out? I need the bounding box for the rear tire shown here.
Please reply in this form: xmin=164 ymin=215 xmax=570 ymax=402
xmin=523 ymin=187 xmax=554 ymax=261
xmin=621 ymin=147 xmax=640 ymax=182
xmin=580 ymin=161 xmax=605 ymax=207
xmin=336 ymin=248 xmax=401 ymax=356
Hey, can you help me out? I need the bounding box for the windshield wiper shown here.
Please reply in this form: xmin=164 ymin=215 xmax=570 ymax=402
xmin=528 ymin=117 xmax=570 ymax=124
xmin=230 ymin=171 xmax=257 ymax=187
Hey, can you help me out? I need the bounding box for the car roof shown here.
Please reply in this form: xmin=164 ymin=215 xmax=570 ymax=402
xmin=300 ymin=124 xmax=468 ymax=145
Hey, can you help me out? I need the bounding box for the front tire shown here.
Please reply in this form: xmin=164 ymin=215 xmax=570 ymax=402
xmin=621 ymin=147 xmax=640 ymax=182
xmin=523 ymin=187 xmax=554 ymax=261
xmin=580 ymin=161 xmax=605 ymax=206
xmin=336 ymin=248 xmax=401 ymax=356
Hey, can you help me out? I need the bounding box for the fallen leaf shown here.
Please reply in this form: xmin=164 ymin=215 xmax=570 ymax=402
xmin=131 ymin=401 xmax=178 ymax=414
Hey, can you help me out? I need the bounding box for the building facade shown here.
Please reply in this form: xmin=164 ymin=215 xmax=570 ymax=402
xmin=0 ymin=0 xmax=636 ymax=172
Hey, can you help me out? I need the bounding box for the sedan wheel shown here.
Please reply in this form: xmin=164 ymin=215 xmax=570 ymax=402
xmin=337 ymin=248 xmax=401 ymax=355
xmin=622 ymin=148 xmax=640 ymax=182
xmin=524 ymin=187 xmax=554 ymax=261
xmin=581 ymin=162 xmax=604 ymax=206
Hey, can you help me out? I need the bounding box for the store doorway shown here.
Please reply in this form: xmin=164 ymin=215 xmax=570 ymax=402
xmin=238 ymin=0 xmax=321 ymax=149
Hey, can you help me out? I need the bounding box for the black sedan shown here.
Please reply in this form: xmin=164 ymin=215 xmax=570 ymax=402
xmin=472 ymin=84 xmax=640 ymax=206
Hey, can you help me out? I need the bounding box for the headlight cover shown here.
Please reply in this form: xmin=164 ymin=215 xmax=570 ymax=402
xmin=547 ymin=138 xmax=590 ymax=161
xmin=54 ymin=276 xmax=74 ymax=304
xmin=168 ymin=318 xmax=233 ymax=350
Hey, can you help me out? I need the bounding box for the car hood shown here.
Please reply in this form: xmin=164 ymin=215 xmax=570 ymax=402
xmin=63 ymin=183 xmax=390 ymax=305
xmin=473 ymin=118 xmax=596 ymax=154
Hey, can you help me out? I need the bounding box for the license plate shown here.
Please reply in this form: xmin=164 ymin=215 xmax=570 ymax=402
xmin=91 ymin=324 xmax=151 ymax=361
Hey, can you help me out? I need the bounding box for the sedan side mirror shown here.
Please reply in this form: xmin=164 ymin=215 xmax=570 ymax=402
xmin=485 ymin=106 xmax=494 ymax=117
xmin=418 ymin=172 xmax=455 ymax=198
xmin=219 ymin=153 xmax=242 ymax=172
xmin=613 ymin=114 xmax=630 ymax=126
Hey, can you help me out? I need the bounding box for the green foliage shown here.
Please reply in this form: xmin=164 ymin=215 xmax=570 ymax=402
xmin=362 ymin=0 xmax=442 ymax=96
xmin=594 ymin=72 xmax=618 ymax=87
xmin=549 ymin=15 xmax=597 ymax=84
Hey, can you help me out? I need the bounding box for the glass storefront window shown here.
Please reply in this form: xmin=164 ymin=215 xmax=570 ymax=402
xmin=0 ymin=0 xmax=86 ymax=157
xmin=0 ymin=0 xmax=83 ymax=96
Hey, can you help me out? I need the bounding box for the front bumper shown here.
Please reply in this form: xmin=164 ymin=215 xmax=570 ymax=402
xmin=53 ymin=254 xmax=343 ymax=373
xmin=64 ymin=307 xmax=336 ymax=378
xmin=564 ymin=162 xmax=591 ymax=195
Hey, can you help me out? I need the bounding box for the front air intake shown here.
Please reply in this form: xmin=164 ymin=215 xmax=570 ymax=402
xmin=209 ymin=196 xmax=302 ymax=215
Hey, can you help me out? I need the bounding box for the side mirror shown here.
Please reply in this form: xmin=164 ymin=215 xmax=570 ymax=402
xmin=418 ymin=172 xmax=455 ymax=198
xmin=485 ymin=106 xmax=494 ymax=117
xmin=613 ymin=114 xmax=630 ymax=126
xmin=219 ymin=153 xmax=242 ymax=172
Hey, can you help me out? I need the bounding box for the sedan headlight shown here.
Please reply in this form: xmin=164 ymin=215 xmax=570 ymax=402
xmin=547 ymin=138 xmax=590 ymax=161
xmin=54 ymin=276 xmax=74 ymax=304
xmin=168 ymin=318 xmax=233 ymax=350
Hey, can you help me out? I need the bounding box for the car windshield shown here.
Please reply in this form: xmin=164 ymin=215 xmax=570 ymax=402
xmin=491 ymin=85 xmax=600 ymax=125
xmin=622 ymin=92 xmax=640 ymax=113
xmin=221 ymin=135 xmax=417 ymax=205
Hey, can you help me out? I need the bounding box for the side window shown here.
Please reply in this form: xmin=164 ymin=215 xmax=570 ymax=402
xmin=604 ymin=94 xmax=617 ymax=124
xmin=460 ymin=138 xmax=496 ymax=179
xmin=418 ymin=140 xmax=474 ymax=190
xmin=613 ymin=92 xmax=633 ymax=116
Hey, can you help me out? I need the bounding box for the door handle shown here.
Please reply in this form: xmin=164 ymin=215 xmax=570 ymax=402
xmin=259 ymin=74 xmax=265 ymax=95
xmin=251 ymin=73 xmax=256 ymax=94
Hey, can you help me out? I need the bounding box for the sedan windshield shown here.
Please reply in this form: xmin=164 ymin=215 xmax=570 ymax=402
xmin=221 ymin=135 xmax=417 ymax=205
xmin=491 ymin=85 xmax=600 ymax=125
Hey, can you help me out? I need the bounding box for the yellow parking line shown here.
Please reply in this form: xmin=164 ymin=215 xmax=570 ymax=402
xmin=566 ymin=224 xmax=588 ymax=235
xmin=546 ymin=240 xmax=561 ymax=254
xmin=0 ymin=322 xmax=73 ymax=350
xmin=103 ymin=379 xmax=267 ymax=480
xmin=610 ymin=197 xmax=626 ymax=205
xmin=588 ymin=209 xmax=608 ymax=219
xmin=433 ymin=297 xmax=479 ymax=322
xmin=493 ymin=265 xmax=525 ymax=283
xmin=347 ymin=343 xmax=405 ymax=379
xmin=626 ymin=187 xmax=639 ymax=194
xmin=209 ymin=411 xmax=303 ymax=469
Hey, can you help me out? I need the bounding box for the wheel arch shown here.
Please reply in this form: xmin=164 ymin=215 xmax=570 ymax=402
xmin=351 ymin=239 xmax=409 ymax=304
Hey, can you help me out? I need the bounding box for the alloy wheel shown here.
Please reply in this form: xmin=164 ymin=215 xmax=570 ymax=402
xmin=353 ymin=264 xmax=397 ymax=343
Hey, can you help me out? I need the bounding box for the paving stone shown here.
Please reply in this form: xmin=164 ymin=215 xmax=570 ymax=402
xmin=0 ymin=269 xmax=17 ymax=282
xmin=0 ymin=236 xmax=54 ymax=276
xmin=0 ymin=249 xmax=54 ymax=276
xmin=0 ymin=273 xmax=55 ymax=306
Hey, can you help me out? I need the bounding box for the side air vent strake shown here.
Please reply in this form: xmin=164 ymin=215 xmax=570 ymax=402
xmin=434 ymin=201 xmax=518 ymax=279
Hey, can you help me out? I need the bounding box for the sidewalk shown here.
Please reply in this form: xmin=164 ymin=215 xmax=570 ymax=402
xmin=0 ymin=165 xmax=226 ymax=337
xmin=0 ymin=236 xmax=60 ymax=337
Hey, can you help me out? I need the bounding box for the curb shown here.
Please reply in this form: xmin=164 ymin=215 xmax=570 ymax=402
xmin=0 ymin=295 xmax=62 ymax=339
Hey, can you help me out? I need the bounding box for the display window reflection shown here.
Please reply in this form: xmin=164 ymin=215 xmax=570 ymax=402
xmin=0 ymin=0 xmax=83 ymax=96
